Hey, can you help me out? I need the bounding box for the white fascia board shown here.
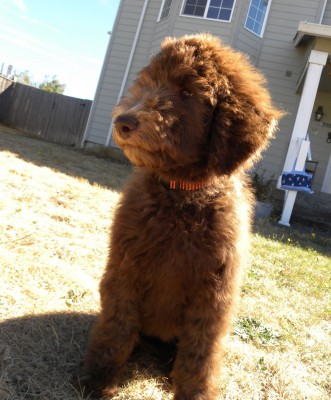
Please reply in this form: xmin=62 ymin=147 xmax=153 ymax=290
xmin=294 ymin=21 xmax=331 ymax=47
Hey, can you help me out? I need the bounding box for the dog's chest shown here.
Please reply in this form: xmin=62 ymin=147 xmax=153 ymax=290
xmin=113 ymin=182 xmax=229 ymax=279
xmin=110 ymin=177 xmax=243 ymax=339
xmin=128 ymin=195 xmax=215 ymax=261
xmin=120 ymin=191 xmax=219 ymax=338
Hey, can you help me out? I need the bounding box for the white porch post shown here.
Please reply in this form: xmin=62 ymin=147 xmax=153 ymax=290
xmin=279 ymin=50 xmax=328 ymax=226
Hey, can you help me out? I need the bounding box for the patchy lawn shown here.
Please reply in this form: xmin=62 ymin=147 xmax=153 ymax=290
xmin=0 ymin=127 xmax=330 ymax=400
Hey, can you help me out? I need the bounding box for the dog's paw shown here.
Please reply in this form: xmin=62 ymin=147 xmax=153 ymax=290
xmin=73 ymin=357 xmax=120 ymax=399
xmin=71 ymin=371 xmax=95 ymax=399
xmin=73 ymin=371 xmax=119 ymax=399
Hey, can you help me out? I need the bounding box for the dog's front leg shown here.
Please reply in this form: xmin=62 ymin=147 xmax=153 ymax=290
xmin=172 ymin=335 xmax=222 ymax=400
xmin=79 ymin=274 xmax=139 ymax=398
xmin=172 ymin=303 xmax=231 ymax=400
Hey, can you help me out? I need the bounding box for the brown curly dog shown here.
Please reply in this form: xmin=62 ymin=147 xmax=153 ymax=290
xmin=80 ymin=33 xmax=282 ymax=399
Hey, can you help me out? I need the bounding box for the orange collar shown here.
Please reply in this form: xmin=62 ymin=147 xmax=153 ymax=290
xmin=167 ymin=179 xmax=213 ymax=190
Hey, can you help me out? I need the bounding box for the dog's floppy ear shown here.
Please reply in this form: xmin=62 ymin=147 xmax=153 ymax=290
xmin=207 ymin=57 xmax=283 ymax=176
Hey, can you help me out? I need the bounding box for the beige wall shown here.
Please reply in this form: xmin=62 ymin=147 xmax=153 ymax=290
xmin=84 ymin=0 xmax=331 ymax=192
xmin=309 ymin=92 xmax=331 ymax=191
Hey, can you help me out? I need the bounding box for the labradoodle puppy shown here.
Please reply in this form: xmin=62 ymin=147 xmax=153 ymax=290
xmin=80 ymin=34 xmax=282 ymax=399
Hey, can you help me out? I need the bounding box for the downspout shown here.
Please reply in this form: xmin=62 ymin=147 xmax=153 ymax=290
xmin=318 ymin=0 xmax=327 ymax=24
xmin=105 ymin=0 xmax=150 ymax=147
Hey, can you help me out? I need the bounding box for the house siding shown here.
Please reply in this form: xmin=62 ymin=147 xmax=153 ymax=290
xmin=309 ymin=92 xmax=331 ymax=191
xmin=85 ymin=0 xmax=331 ymax=192
xmin=231 ymin=0 xmax=263 ymax=64
xmin=115 ymin=0 xmax=160 ymax=93
xmin=250 ymin=0 xmax=323 ymax=179
xmin=322 ymin=1 xmax=331 ymax=24
xmin=86 ymin=0 xmax=146 ymax=145
xmin=154 ymin=0 xmax=240 ymax=48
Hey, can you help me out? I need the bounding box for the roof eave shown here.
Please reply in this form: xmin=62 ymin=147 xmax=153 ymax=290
xmin=294 ymin=21 xmax=331 ymax=47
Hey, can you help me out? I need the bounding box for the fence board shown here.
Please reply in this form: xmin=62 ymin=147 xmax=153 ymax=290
xmin=0 ymin=76 xmax=92 ymax=147
xmin=0 ymin=76 xmax=14 ymax=121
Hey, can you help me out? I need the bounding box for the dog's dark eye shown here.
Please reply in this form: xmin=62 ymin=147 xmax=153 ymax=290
xmin=181 ymin=89 xmax=193 ymax=98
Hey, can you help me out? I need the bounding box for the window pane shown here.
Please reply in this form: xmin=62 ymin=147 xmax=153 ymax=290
xmin=254 ymin=22 xmax=262 ymax=35
xmin=195 ymin=5 xmax=205 ymax=16
xmin=248 ymin=6 xmax=257 ymax=19
xmin=245 ymin=0 xmax=270 ymax=36
xmin=223 ymin=0 xmax=234 ymax=8
xmin=210 ymin=0 xmax=222 ymax=7
xmin=182 ymin=0 xmax=208 ymax=16
xmin=183 ymin=4 xmax=195 ymax=14
xmin=218 ymin=8 xmax=231 ymax=20
xmin=256 ymin=9 xmax=264 ymax=23
xmin=182 ymin=0 xmax=234 ymax=21
xmin=246 ymin=17 xmax=254 ymax=31
xmin=185 ymin=0 xmax=207 ymax=6
xmin=160 ymin=0 xmax=172 ymax=20
xmin=207 ymin=7 xmax=219 ymax=19
xmin=206 ymin=0 xmax=234 ymax=21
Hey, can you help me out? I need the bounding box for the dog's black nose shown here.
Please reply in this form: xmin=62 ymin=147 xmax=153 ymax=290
xmin=113 ymin=114 xmax=139 ymax=137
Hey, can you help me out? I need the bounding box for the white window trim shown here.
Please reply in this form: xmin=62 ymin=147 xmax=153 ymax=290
xmin=157 ymin=0 xmax=171 ymax=22
xmin=180 ymin=0 xmax=236 ymax=23
xmin=244 ymin=0 xmax=272 ymax=38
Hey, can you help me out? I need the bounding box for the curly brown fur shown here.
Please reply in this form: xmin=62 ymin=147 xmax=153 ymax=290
xmin=79 ymin=34 xmax=283 ymax=399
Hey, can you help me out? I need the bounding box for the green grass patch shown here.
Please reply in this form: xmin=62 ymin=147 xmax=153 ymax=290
xmin=234 ymin=317 xmax=281 ymax=346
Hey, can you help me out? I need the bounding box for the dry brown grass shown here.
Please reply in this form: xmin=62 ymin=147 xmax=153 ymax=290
xmin=0 ymin=126 xmax=330 ymax=399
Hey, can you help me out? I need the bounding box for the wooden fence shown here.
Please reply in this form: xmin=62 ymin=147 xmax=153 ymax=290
xmin=0 ymin=76 xmax=92 ymax=147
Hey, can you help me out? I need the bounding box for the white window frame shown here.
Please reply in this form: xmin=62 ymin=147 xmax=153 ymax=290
xmin=244 ymin=0 xmax=272 ymax=38
xmin=180 ymin=0 xmax=236 ymax=23
xmin=158 ymin=0 xmax=173 ymax=21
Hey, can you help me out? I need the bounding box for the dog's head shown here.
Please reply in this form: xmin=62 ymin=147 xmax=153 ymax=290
xmin=113 ymin=34 xmax=283 ymax=180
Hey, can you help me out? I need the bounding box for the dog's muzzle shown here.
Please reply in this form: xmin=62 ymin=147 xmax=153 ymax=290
xmin=113 ymin=114 xmax=139 ymax=138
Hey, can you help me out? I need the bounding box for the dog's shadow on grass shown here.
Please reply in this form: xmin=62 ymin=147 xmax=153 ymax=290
xmin=0 ymin=312 xmax=175 ymax=400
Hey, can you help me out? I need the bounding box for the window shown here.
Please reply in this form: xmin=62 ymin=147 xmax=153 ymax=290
xmin=181 ymin=0 xmax=236 ymax=22
xmin=245 ymin=0 xmax=271 ymax=37
xmin=158 ymin=0 xmax=173 ymax=21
